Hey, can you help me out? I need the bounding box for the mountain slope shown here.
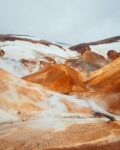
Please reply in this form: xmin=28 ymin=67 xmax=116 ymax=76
xmin=85 ymin=57 xmax=120 ymax=115
xmin=0 ymin=34 xmax=78 ymax=77
xmin=23 ymin=64 xmax=86 ymax=93
xmin=0 ymin=34 xmax=120 ymax=150
xmin=70 ymin=36 xmax=120 ymax=58
xmin=0 ymin=68 xmax=52 ymax=120
xmin=0 ymin=68 xmax=96 ymax=124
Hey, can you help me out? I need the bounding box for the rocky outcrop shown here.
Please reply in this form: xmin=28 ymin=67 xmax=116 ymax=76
xmin=70 ymin=44 xmax=91 ymax=54
xmin=107 ymin=50 xmax=120 ymax=61
xmin=65 ymin=51 xmax=108 ymax=74
xmin=0 ymin=49 xmax=5 ymax=57
xmin=81 ymin=50 xmax=107 ymax=68
xmin=44 ymin=56 xmax=56 ymax=64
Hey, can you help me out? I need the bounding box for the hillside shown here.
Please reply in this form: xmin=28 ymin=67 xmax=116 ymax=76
xmin=0 ymin=35 xmax=120 ymax=150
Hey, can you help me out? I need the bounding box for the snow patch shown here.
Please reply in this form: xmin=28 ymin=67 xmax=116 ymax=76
xmin=87 ymin=100 xmax=120 ymax=120
xmin=0 ymin=109 xmax=17 ymax=124
xmin=90 ymin=42 xmax=120 ymax=58
xmin=0 ymin=40 xmax=78 ymax=60
xmin=0 ymin=58 xmax=39 ymax=77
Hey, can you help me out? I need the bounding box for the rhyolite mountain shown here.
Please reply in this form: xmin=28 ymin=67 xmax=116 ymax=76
xmin=0 ymin=34 xmax=120 ymax=150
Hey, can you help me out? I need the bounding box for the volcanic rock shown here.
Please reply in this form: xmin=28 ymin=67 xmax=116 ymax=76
xmin=107 ymin=50 xmax=120 ymax=61
xmin=0 ymin=49 xmax=5 ymax=57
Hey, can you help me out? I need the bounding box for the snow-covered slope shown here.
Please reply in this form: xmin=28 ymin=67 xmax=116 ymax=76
xmin=70 ymin=36 xmax=120 ymax=58
xmin=0 ymin=35 xmax=79 ymax=77
xmin=0 ymin=68 xmax=97 ymax=125
xmin=90 ymin=42 xmax=120 ymax=58
xmin=0 ymin=35 xmax=120 ymax=149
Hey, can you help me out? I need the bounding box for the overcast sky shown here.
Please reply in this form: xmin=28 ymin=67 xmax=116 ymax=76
xmin=0 ymin=0 xmax=120 ymax=44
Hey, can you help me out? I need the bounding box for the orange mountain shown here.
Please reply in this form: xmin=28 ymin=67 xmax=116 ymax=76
xmin=23 ymin=64 xmax=86 ymax=93
xmin=86 ymin=57 xmax=120 ymax=114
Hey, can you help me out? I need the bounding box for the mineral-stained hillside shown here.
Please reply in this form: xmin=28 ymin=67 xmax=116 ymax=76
xmin=65 ymin=50 xmax=108 ymax=75
xmin=23 ymin=64 xmax=86 ymax=93
xmin=0 ymin=68 xmax=52 ymax=120
xmin=85 ymin=57 xmax=120 ymax=115
xmin=0 ymin=35 xmax=120 ymax=150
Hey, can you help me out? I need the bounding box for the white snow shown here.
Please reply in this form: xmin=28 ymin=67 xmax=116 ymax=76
xmin=0 ymin=109 xmax=17 ymax=124
xmin=0 ymin=37 xmax=79 ymax=77
xmin=90 ymin=42 xmax=120 ymax=58
xmin=14 ymin=35 xmax=43 ymax=41
xmin=14 ymin=35 xmax=71 ymax=47
xmin=27 ymin=97 xmax=109 ymax=130
xmin=38 ymin=93 xmax=90 ymax=114
xmin=0 ymin=58 xmax=39 ymax=77
xmin=0 ymin=58 xmax=29 ymax=76
xmin=28 ymin=93 xmax=95 ymax=129
xmin=0 ymin=40 xmax=78 ymax=60
xmin=87 ymin=100 xmax=120 ymax=120
xmin=0 ymin=41 xmax=37 ymax=60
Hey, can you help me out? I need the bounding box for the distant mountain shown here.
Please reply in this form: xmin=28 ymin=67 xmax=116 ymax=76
xmin=70 ymin=36 xmax=120 ymax=57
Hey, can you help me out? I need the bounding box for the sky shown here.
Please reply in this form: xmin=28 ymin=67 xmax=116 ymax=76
xmin=0 ymin=0 xmax=120 ymax=44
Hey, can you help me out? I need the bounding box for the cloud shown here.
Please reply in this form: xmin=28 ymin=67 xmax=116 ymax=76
xmin=0 ymin=0 xmax=120 ymax=44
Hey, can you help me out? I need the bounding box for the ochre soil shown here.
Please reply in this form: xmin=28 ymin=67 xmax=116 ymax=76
xmin=0 ymin=121 xmax=120 ymax=150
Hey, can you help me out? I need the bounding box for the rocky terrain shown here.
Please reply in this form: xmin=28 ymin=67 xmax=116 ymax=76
xmin=0 ymin=34 xmax=120 ymax=150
